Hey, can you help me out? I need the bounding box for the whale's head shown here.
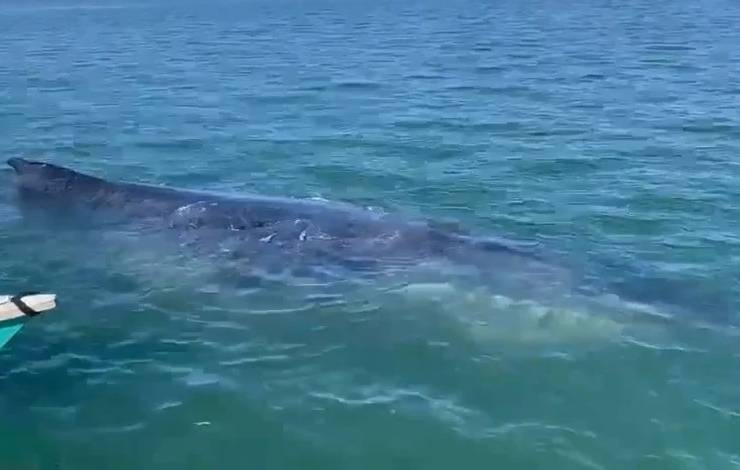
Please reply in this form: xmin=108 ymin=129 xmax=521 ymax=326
xmin=7 ymin=158 xmax=104 ymax=199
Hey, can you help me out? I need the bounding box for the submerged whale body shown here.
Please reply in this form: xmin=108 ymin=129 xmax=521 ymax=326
xmin=6 ymin=157 xmax=567 ymax=294
xmin=11 ymin=157 xmax=706 ymax=338
xmin=7 ymin=157 xmax=729 ymax=343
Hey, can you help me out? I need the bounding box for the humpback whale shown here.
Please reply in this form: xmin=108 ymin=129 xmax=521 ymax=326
xmin=6 ymin=157 xmax=567 ymax=296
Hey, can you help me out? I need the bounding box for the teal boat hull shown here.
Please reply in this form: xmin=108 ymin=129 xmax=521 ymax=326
xmin=1 ymin=293 xmax=57 ymax=348
xmin=0 ymin=318 xmax=26 ymax=349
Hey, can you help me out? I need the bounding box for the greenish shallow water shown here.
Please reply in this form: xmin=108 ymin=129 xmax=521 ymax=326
xmin=2 ymin=0 xmax=740 ymax=468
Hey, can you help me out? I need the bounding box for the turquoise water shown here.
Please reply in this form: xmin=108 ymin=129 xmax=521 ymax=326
xmin=2 ymin=0 xmax=740 ymax=468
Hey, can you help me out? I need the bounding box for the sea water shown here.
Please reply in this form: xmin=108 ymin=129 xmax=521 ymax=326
xmin=2 ymin=0 xmax=740 ymax=468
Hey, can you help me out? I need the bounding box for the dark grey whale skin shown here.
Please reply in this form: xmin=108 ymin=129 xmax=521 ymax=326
xmin=9 ymin=158 xmax=719 ymax=327
xmin=26 ymin=158 xmax=708 ymax=324
xmin=6 ymin=157 xmax=557 ymax=289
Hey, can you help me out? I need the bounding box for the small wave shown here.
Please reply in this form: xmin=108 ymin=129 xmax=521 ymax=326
xmin=693 ymin=399 xmax=740 ymax=419
xmin=309 ymin=385 xmax=482 ymax=434
xmin=474 ymin=65 xmax=506 ymax=74
xmin=240 ymin=93 xmax=315 ymax=104
xmin=621 ymin=337 xmax=707 ymax=353
xmin=155 ymin=401 xmax=183 ymax=412
xmin=134 ymin=138 xmax=206 ymax=151
xmin=404 ymin=73 xmax=446 ymax=80
xmin=3 ymin=4 xmax=147 ymax=14
xmin=89 ymin=422 xmax=147 ymax=434
xmin=331 ymin=80 xmax=383 ymax=91
xmin=220 ymin=354 xmax=291 ymax=366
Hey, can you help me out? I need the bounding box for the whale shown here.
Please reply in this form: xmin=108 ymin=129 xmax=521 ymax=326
xmin=7 ymin=157 xmax=702 ymax=344
xmin=6 ymin=157 xmax=571 ymax=297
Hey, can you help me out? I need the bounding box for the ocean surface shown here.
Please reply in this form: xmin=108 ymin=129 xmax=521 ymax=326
xmin=2 ymin=0 xmax=740 ymax=468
